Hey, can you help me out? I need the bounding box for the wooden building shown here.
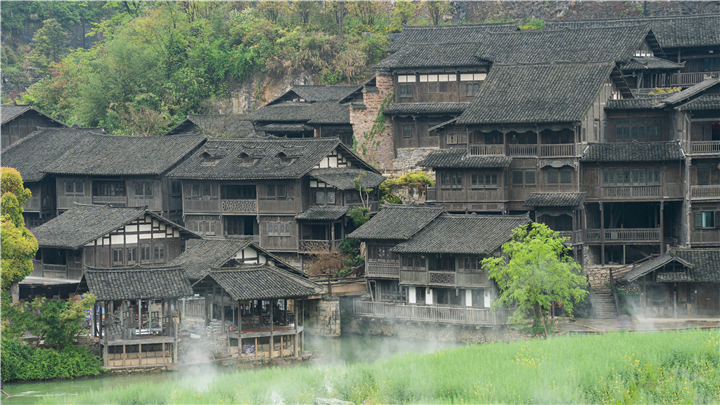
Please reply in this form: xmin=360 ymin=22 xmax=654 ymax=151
xmin=249 ymin=85 xmax=361 ymax=146
xmin=165 ymin=114 xmax=256 ymax=137
xmin=166 ymin=138 xmax=383 ymax=265
xmin=77 ymin=265 xmax=193 ymax=369
xmin=621 ymin=248 xmax=720 ymax=318
xmin=1 ymin=104 xmax=66 ymax=149
xmin=29 ymin=205 xmax=199 ymax=283
xmin=350 ymin=204 xmax=528 ymax=325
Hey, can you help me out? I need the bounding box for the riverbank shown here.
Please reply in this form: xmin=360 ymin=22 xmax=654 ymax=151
xmin=30 ymin=329 xmax=719 ymax=404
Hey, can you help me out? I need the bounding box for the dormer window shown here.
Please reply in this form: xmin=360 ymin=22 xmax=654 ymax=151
xmin=201 ymin=148 xmax=226 ymax=166
xmin=238 ymin=152 xmax=258 ymax=165
xmin=634 ymin=50 xmax=654 ymax=57
xmin=277 ymin=152 xmax=295 ymax=165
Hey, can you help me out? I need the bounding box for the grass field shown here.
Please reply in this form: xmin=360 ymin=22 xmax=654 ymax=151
xmin=48 ymin=329 xmax=719 ymax=404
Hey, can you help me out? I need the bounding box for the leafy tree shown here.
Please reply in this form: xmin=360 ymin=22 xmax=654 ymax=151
xmin=290 ymin=1 xmax=318 ymax=25
xmin=423 ymin=1 xmax=450 ymax=25
xmin=1 ymin=168 xmax=39 ymax=292
xmin=29 ymin=19 xmax=70 ymax=72
xmin=348 ymin=206 xmax=370 ymax=227
xmin=482 ymin=223 xmax=588 ymax=337
xmin=391 ymin=0 xmax=417 ymax=29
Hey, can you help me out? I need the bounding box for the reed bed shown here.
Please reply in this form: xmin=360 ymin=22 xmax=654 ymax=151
xmin=50 ymin=329 xmax=719 ymax=404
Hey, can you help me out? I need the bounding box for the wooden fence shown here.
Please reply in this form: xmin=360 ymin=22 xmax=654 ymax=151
xmin=353 ymin=301 xmax=510 ymax=325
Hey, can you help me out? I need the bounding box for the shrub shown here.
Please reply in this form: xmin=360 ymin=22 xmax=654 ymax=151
xmin=1 ymin=337 xmax=104 ymax=381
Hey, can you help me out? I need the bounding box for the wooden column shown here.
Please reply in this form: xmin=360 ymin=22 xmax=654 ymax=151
xmin=221 ymin=293 xmax=225 ymax=332
xmin=92 ymin=303 xmax=97 ymax=338
xmin=138 ymin=299 xmax=142 ymax=332
xmin=301 ymin=299 xmax=305 ymax=352
xmin=122 ymin=344 xmax=126 ymax=367
xmin=160 ymin=299 xmax=164 ymax=332
xmin=238 ymin=300 xmax=243 ymax=355
xmin=204 ymin=293 xmax=210 ymax=326
xmin=269 ymin=299 xmax=274 ymax=358
xmin=148 ymin=300 xmax=153 ymax=333
xmin=600 ymin=202 xmax=605 ymax=266
xmin=673 ymin=283 xmax=678 ymax=318
xmin=294 ymin=299 xmax=299 ymax=357
xmin=660 ymin=201 xmax=665 ymax=254
xmin=162 ymin=342 xmax=166 ymax=365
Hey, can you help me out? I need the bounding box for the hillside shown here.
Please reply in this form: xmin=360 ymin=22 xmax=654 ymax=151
xmin=2 ymin=1 xmax=718 ymax=136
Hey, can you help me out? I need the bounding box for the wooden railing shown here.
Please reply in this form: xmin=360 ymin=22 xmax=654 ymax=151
xmin=184 ymin=198 xmax=220 ymax=212
xmin=428 ymin=271 xmax=455 ymax=285
xmin=585 ymin=228 xmax=661 ymax=243
xmin=353 ymin=301 xmax=511 ymax=325
xmin=690 ymin=141 xmax=720 ymax=155
xmin=671 ymin=72 xmax=720 ymax=86
xmin=691 ymin=185 xmax=720 ymax=199
xmin=601 ymin=186 xmax=661 ymax=198
xmin=468 ymin=144 xmax=504 ymax=156
xmin=539 ymin=144 xmax=575 ymax=157
xmin=180 ymin=298 xmax=206 ymax=318
xmin=691 ymin=229 xmax=720 ymax=244
xmin=92 ymin=196 xmax=127 ymax=205
xmin=24 ymin=197 xmax=41 ymax=211
xmin=366 ymin=261 xmax=400 ymax=278
xmin=507 ymin=144 xmax=538 ymax=157
xmin=399 ymin=270 xmax=488 ymax=286
xmin=43 ymin=264 xmax=68 ymax=279
xmin=298 ymin=239 xmax=342 ymax=252
xmin=221 ymin=199 xmax=257 ymax=213
xmin=456 ymin=272 xmax=488 ymax=287
xmin=400 ymin=270 xmax=428 ymax=283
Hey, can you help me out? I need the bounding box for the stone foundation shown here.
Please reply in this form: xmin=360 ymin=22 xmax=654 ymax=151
xmin=393 ymin=148 xmax=439 ymax=172
xmin=306 ymin=298 xmax=341 ymax=337
xmin=346 ymin=317 xmax=525 ymax=344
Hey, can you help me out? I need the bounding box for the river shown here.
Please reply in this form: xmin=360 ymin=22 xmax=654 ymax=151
xmin=2 ymin=335 xmax=460 ymax=404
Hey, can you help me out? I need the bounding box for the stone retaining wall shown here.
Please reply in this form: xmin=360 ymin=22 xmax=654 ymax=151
xmin=306 ymin=298 xmax=341 ymax=337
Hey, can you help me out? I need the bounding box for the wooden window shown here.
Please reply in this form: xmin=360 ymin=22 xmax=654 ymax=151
xmin=441 ymin=172 xmax=462 ymax=189
xmin=276 ymin=184 xmax=287 ymax=198
xmin=399 ymin=83 xmax=413 ymax=97
xmin=171 ymin=180 xmax=182 ymax=196
xmin=603 ymin=169 xmax=661 ymax=186
xmin=126 ymin=247 xmax=137 ymax=265
xmin=327 ymin=190 xmax=336 ymax=204
xmin=471 ymin=173 xmax=497 ymax=188
xmin=438 ymin=82 xmax=448 ymax=92
xmin=140 ymin=245 xmax=151 ymax=263
xmin=191 ymin=184 xmax=201 ymax=197
xmin=402 ymin=125 xmax=412 ymax=138
xmin=202 ymin=184 xmax=212 ymax=197
xmin=401 ymin=255 xmax=425 ymax=270
xmin=112 ymin=248 xmax=124 ymax=266
xmin=266 ymin=184 xmax=275 ymax=197
xmin=267 ymin=222 xmax=291 ymax=236
xmin=135 ymin=182 xmax=153 ymax=199
xmin=457 ymin=256 xmax=481 ymax=271
xmin=65 ymin=181 xmax=85 ymax=196
xmin=513 ymin=170 xmax=535 ymax=186
xmin=430 ymin=255 xmax=455 ymax=271
xmin=73 ymin=250 xmax=83 ymax=264
xmin=694 ymin=211 xmax=719 ymax=228
xmin=315 ymin=190 xmax=326 ymax=204
xmin=191 ymin=216 xmax=216 ymax=235
xmin=466 ymin=82 xmax=480 ymax=97
xmin=154 ymin=244 xmax=165 ymax=262
xmin=615 ymin=119 xmax=662 ymax=141
xmin=547 ymin=168 xmax=572 ymax=185
xmin=428 ymin=81 xmax=438 ymax=93
xmin=93 ymin=181 xmax=126 ymax=197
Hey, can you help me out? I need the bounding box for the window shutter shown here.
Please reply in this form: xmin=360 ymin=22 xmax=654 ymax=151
xmin=705 ymin=127 xmax=712 ymax=141
xmin=715 ymin=212 xmax=720 ymax=228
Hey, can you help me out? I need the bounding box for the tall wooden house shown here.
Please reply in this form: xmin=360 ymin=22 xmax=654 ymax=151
xmin=1 ymin=104 xmax=66 ymax=149
xmin=249 ymin=85 xmax=361 ymax=146
xmin=350 ymin=204 xmax=529 ymax=325
xmin=167 ymin=138 xmax=383 ymax=266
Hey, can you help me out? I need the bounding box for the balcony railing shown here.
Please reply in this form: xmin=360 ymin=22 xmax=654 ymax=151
xmin=399 ymin=270 xmax=488 ymax=287
xmin=506 ymin=144 xmax=537 ymax=157
xmin=468 ymin=144 xmax=504 ymax=156
xmin=221 ymin=199 xmax=257 ymax=213
xmin=671 ymin=72 xmax=720 ymax=87
xmin=539 ymin=144 xmax=575 ymax=157
xmin=353 ymin=301 xmax=510 ymax=325
xmin=691 ymin=185 xmax=720 ymax=199
xmin=601 ymin=186 xmax=661 ymax=198
xmin=690 ymin=141 xmax=720 ymax=155
xmin=366 ymin=261 xmax=400 ymax=278
xmin=585 ymin=228 xmax=661 ymax=243
xmin=298 ymin=239 xmax=342 ymax=252
xmin=92 ymin=195 xmax=127 ymax=205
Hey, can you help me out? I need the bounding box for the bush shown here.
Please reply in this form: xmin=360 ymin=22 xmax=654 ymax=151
xmin=1 ymin=337 xmax=104 ymax=381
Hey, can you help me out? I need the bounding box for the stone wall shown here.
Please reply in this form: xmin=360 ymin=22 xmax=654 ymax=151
xmin=346 ymin=317 xmax=525 ymax=344
xmin=393 ymin=147 xmax=439 ymax=172
xmin=350 ymin=73 xmax=396 ymax=171
xmin=388 ymin=183 xmax=426 ymax=205
xmin=305 ymin=298 xmax=341 ymax=337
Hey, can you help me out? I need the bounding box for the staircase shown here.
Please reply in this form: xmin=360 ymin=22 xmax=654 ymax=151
xmin=590 ymin=286 xmax=618 ymax=319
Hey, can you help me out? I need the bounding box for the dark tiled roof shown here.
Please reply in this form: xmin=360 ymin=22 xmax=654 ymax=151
xmin=190 ymin=114 xmax=255 ymax=137
xmin=291 ymin=85 xmax=360 ymax=102
xmin=383 ymin=102 xmax=469 ymax=116
xmin=392 ymin=213 xmax=531 ymax=255
xmin=387 ymin=23 xmax=518 ymax=53
xmin=624 ymin=248 xmax=720 ymax=283
xmin=457 ymin=62 xmax=615 ymax=125
xmin=678 ymin=95 xmax=720 ymax=111
xmin=296 ymin=205 xmax=350 ymax=221
xmin=32 ymin=205 xmax=196 ymax=249
xmin=1 ymin=105 xmax=66 ymax=126
xmin=419 ymin=149 xmax=512 ymax=169
xmin=1 ymin=127 xmax=103 ymax=182
xmin=250 ymin=101 xmax=350 ymax=125
xmin=523 ymin=192 xmax=587 ymax=207
xmin=81 ymin=265 xmax=193 ymax=300
xmin=661 ymin=78 xmax=720 ymax=106
xmin=43 ymin=134 xmax=205 ymax=176
xmin=544 ymin=15 xmax=720 ymax=49
xmin=205 ymin=265 xmax=322 ymax=300
xmin=620 ymin=56 xmax=684 ymax=70
xmin=348 ymin=204 xmax=444 ymax=240
xmin=168 ymin=138 xmax=378 ymax=180
xmin=374 ymin=42 xmax=487 ymax=69
xmin=257 ymin=123 xmax=314 ymax=133
xmin=605 ymin=95 xmax=666 ymax=110
xmin=582 ymin=141 xmax=684 ymax=163
xmin=309 ymin=168 xmax=385 ymax=190
xmin=475 ymin=25 xmax=651 ymax=64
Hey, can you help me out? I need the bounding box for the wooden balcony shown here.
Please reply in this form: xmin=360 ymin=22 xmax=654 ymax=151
xmin=601 ymin=186 xmax=661 ymax=199
xmin=468 ymin=144 xmax=504 ymax=156
xmin=400 ymin=270 xmax=488 ymax=287
xmin=690 ymin=141 xmax=720 ymax=155
xmin=298 ymin=239 xmax=342 ymax=253
xmin=539 ymin=144 xmax=575 ymax=157
xmin=556 ymin=230 xmax=583 ymax=244
xmin=92 ymin=195 xmax=127 ymax=206
xmin=507 ymin=144 xmax=537 ymax=157
xmin=366 ymin=261 xmax=400 ymax=278
xmin=221 ymin=199 xmax=257 ymax=213
xmin=30 ymin=261 xmax=83 ymax=280
xmin=585 ymin=228 xmax=661 ymax=243
xmin=353 ymin=301 xmax=510 ymax=325
xmin=691 ymin=185 xmax=720 ymax=199
xmin=671 ymin=72 xmax=720 ymax=87
xmin=691 ymin=229 xmax=720 ymax=245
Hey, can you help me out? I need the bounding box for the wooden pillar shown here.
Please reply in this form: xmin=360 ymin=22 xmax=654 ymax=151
xmin=660 ymin=201 xmax=665 ymax=253
xmin=160 ymin=299 xmax=164 ymax=332
xmin=138 ymin=299 xmax=142 ymax=331
xmin=623 ymin=245 xmax=626 ymax=266
xmin=122 ymin=344 xmax=126 ymax=367
xmin=99 ymin=301 xmax=104 ymax=340
xmin=254 ymin=337 xmax=258 ymax=359
xmin=673 ymin=283 xmax=678 ymax=318
xmin=162 ymin=342 xmax=166 ymax=365
xmin=600 ymin=202 xmax=605 ymax=266
xmin=221 ymin=292 xmax=225 ymax=333
xmin=148 ymin=300 xmax=153 ymax=333
xmin=92 ymin=303 xmax=97 ymax=338
xmin=269 ymin=299 xmax=274 ymax=358
xmin=301 ymin=299 xmax=305 ymax=352
xmin=294 ymin=299 xmax=299 ymax=357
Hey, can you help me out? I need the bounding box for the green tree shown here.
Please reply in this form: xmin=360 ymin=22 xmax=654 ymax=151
xmin=290 ymin=1 xmax=318 ymax=25
xmin=391 ymin=0 xmax=417 ymax=29
xmin=423 ymin=1 xmax=449 ymax=25
xmin=481 ymin=223 xmax=588 ymax=337
xmin=29 ymin=18 xmax=70 ymax=72
xmin=1 ymin=168 xmax=39 ymax=293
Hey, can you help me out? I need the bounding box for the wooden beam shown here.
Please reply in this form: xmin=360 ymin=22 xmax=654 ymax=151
xmin=294 ymin=299 xmax=299 ymax=357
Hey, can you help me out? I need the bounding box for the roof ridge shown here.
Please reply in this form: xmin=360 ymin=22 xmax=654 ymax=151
xmin=401 ymin=22 xmax=515 ymax=29
xmin=490 ymin=23 xmax=650 ymax=35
